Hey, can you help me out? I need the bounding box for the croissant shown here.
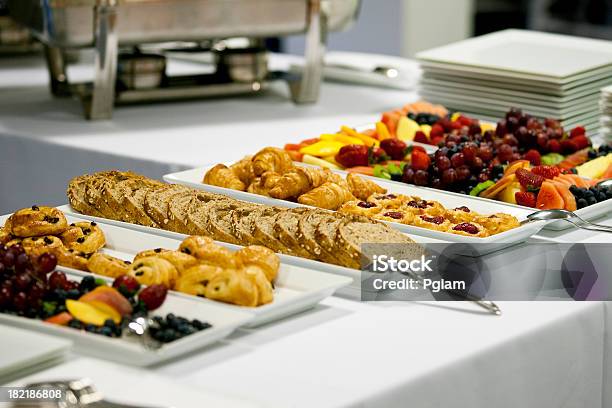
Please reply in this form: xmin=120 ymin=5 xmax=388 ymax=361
xmin=247 ymin=171 xmax=282 ymax=197
xmin=346 ymin=173 xmax=386 ymax=201
xmin=175 ymin=263 xmax=225 ymax=298
xmin=230 ymin=155 xmax=255 ymax=186
xmin=297 ymin=182 xmax=356 ymax=210
xmin=252 ymin=147 xmax=294 ymax=176
xmin=269 ymin=167 xmax=331 ymax=199
xmin=179 ymin=236 xmax=242 ymax=268
xmin=235 ymin=245 xmax=280 ymax=282
xmin=329 ymin=172 xmax=349 ymax=190
xmin=203 ymin=164 xmax=246 ymax=191
xmin=243 ymin=265 xmax=274 ymax=306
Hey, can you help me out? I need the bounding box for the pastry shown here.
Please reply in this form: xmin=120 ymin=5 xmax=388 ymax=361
xmin=179 ymin=236 xmax=241 ymax=268
xmin=6 ymin=206 xmax=68 ymax=238
xmin=235 ymin=245 xmax=280 ymax=282
xmin=473 ymin=213 xmax=520 ymax=235
xmin=374 ymin=210 xmax=416 ymax=224
xmin=175 ymin=263 xmax=225 ymax=298
xmin=413 ymin=214 xmax=452 ymax=231
xmin=243 ymin=265 xmax=274 ymax=306
xmin=445 ymin=206 xmax=478 ymax=223
xmin=247 ymin=171 xmax=282 ymax=197
xmin=297 ymin=182 xmax=356 ymax=210
xmin=60 ymin=221 xmax=106 ymax=253
xmin=204 ymin=164 xmax=246 ymax=191
xmin=18 ymin=235 xmax=65 ymax=261
xmin=201 ymin=268 xmax=259 ymax=307
xmin=449 ymin=222 xmax=489 ymax=238
xmin=87 ymin=253 xmax=131 ymax=278
xmin=0 ymin=227 xmax=13 ymax=246
xmin=366 ymin=193 xmax=408 ymax=209
xmin=252 ymin=147 xmax=294 ymax=176
xmin=269 ymin=167 xmax=331 ymax=200
xmin=58 ymin=249 xmax=91 ymax=271
xmin=346 ymin=173 xmax=386 ymax=201
xmin=134 ymin=248 xmax=198 ymax=275
xmin=338 ymin=201 xmax=383 ymax=218
xmin=128 ymin=256 xmax=179 ymax=288
xmin=229 ymin=155 xmax=255 ymax=186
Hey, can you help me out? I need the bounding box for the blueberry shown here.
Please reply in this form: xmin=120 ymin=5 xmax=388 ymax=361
xmin=192 ymin=320 xmax=212 ymax=331
xmin=588 ymin=150 xmax=597 ymax=159
xmin=577 ymin=198 xmax=588 ymax=209
xmin=54 ymin=289 xmax=67 ymax=301
xmin=569 ymin=185 xmax=581 ymax=196
xmin=597 ymin=192 xmax=607 ymax=202
xmin=68 ymin=319 xmax=83 ymax=329
xmin=587 ymin=196 xmax=597 ymax=205
xmin=79 ymin=276 xmax=96 ymax=292
xmin=85 ymin=324 xmax=97 ymax=332
xmin=100 ymin=327 xmax=113 ymax=337
xmin=67 ymin=289 xmax=80 ymax=299
xmin=103 ymin=319 xmax=116 ymax=329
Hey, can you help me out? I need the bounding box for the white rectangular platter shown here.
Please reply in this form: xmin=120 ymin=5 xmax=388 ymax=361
xmin=0 ymin=273 xmax=252 ymax=367
xmin=1 ymin=213 xmax=353 ymax=328
xmin=164 ymin=165 xmax=549 ymax=249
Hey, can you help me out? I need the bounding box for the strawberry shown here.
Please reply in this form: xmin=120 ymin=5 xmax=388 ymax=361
xmin=515 ymin=191 xmax=537 ymax=208
xmin=413 ymin=131 xmax=429 ymax=144
xmin=411 ymin=145 xmax=427 ymax=154
xmin=547 ymin=139 xmax=561 ymax=153
xmin=570 ymin=134 xmax=590 ymax=150
xmin=523 ymin=149 xmax=541 ymax=166
xmin=430 ymin=124 xmax=444 ymax=138
xmin=515 ymin=168 xmax=545 ymax=189
xmin=561 ymin=139 xmax=579 ymax=153
xmin=570 ymin=126 xmax=586 ymax=138
xmin=411 ymin=150 xmax=431 ymax=171
xmin=531 ymin=165 xmax=561 ymax=179
xmin=457 ymin=115 xmax=473 ymax=126
xmin=430 ymin=136 xmax=444 ymax=146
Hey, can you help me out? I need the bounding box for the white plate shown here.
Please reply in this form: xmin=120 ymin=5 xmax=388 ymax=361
xmin=0 ymin=213 xmax=352 ymax=327
xmin=164 ymin=165 xmax=549 ymax=249
xmin=0 ymin=273 xmax=252 ymax=367
xmin=0 ymin=325 xmax=71 ymax=383
xmin=416 ymin=29 xmax=612 ymax=82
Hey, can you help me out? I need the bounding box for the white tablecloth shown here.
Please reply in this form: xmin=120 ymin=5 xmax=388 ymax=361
xmin=1 ymin=53 xmax=611 ymax=407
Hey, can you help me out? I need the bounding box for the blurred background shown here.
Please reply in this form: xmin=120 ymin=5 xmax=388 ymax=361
xmin=286 ymin=0 xmax=612 ymax=56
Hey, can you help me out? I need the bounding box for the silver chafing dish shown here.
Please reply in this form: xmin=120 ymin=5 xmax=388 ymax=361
xmin=9 ymin=0 xmax=361 ymax=119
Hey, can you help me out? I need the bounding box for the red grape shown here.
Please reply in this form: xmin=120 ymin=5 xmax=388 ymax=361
xmin=113 ymin=275 xmax=141 ymax=297
xmin=456 ymin=166 xmax=471 ymax=181
xmin=450 ymin=152 xmax=465 ymax=167
xmin=413 ymin=170 xmax=429 ymax=186
xmin=502 ymin=134 xmax=518 ymax=146
xmin=48 ymin=271 xmax=67 ymax=291
xmin=14 ymin=291 xmax=27 ymax=312
xmin=139 ymin=284 xmax=168 ymax=311
xmin=14 ymin=273 xmax=32 ymax=291
xmin=496 ymin=120 xmax=507 ymax=136
xmin=402 ymin=167 xmax=415 ymax=184
xmin=462 ymin=143 xmax=477 ymax=163
xmin=0 ymin=261 xmax=5 ymax=276
xmin=14 ymin=253 xmax=30 ymax=273
xmin=506 ymin=116 xmax=519 ymax=132
xmin=2 ymin=251 xmax=15 ymax=268
xmin=478 ymin=145 xmax=493 ymax=162
xmin=536 ymin=133 xmax=548 ymax=149
xmin=442 ymin=168 xmax=457 ymax=185
xmin=0 ymin=286 xmax=12 ymax=307
xmin=478 ymin=172 xmax=490 ymax=183
xmin=471 ymin=157 xmax=484 ymax=171
xmin=37 ymin=253 xmax=57 ymax=275
xmin=62 ymin=280 xmax=79 ymax=291
xmin=436 ymin=155 xmax=451 ymax=171
xmin=498 ymin=144 xmax=513 ymax=162
xmin=431 ymin=178 xmax=443 ymax=189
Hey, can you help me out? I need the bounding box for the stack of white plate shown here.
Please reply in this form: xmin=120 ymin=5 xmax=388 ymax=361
xmin=601 ymin=85 xmax=612 ymax=142
xmin=416 ymin=29 xmax=612 ymax=134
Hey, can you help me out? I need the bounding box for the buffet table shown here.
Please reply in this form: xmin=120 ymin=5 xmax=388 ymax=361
xmin=1 ymin=53 xmax=612 ymax=407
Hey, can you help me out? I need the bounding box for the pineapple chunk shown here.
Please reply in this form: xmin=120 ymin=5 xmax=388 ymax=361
xmin=576 ymin=153 xmax=612 ymax=179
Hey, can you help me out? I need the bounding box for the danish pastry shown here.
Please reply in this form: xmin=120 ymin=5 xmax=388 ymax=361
xmin=413 ymin=214 xmax=451 ymax=232
xmin=87 ymin=253 xmax=131 ymax=278
xmin=0 ymin=227 xmax=13 ymax=246
xmin=6 ymin=206 xmax=68 ymax=238
xmin=202 ymin=268 xmax=259 ymax=307
xmin=57 ymin=249 xmax=91 ymax=271
xmin=134 ymin=249 xmax=198 ymax=275
xmin=374 ymin=210 xmax=416 ymax=224
xmin=175 ymin=264 xmax=225 ymax=298
xmin=179 ymin=236 xmax=241 ymax=268
xmin=243 ymin=265 xmax=274 ymax=306
xmin=128 ymin=256 xmax=179 ymax=288
xmin=473 ymin=213 xmax=520 ymax=235
xmin=449 ymin=222 xmax=489 ymax=238
xmin=60 ymin=221 xmax=106 ymax=253
xmin=338 ymin=201 xmax=383 ymax=218
xmin=234 ymin=245 xmax=279 ymax=282
xmin=366 ymin=194 xmax=408 ymax=209
xmin=16 ymin=235 xmax=65 ymax=261
xmin=445 ymin=206 xmax=478 ymax=224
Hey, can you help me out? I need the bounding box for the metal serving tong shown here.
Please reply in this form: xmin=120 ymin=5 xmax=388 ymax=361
xmin=11 ymin=378 xmax=163 ymax=408
xmin=522 ymin=209 xmax=612 ymax=233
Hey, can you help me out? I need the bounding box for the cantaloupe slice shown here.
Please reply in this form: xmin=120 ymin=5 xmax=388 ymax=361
xmin=536 ymin=181 xmax=565 ymax=210
xmin=565 ymin=174 xmax=589 ymax=188
xmin=601 ymin=163 xmax=612 ymax=180
xmin=553 ymin=175 xmax=573 ymax=187
xmin=551 ymin=181 xmax=577 ymax=211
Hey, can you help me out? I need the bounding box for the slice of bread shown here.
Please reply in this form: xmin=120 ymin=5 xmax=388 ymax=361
xmin=165 ymin=191 xmax=203 ymax=234
xmin=206 ymin=200 xmax=257 ymax=245
xmin=231 ymin=206 xmax=275 ymax=245
xmin=274 ymin=208 xmax=316 ymax=259
xmin=122 ymin=183 xmax=165 ymax=227
xmin=336 ymin=217 xmax=423 ymax=269
xmin=66 ymin=174 xmax=104 ymax=217
xmin=253 ymin=209 xmax=290 ymax=254
xmin=143 ymin=184 xmax=191 ymax=228
xmin=296 ymin=210 xmax=340 ymax=264
xmin=314 ymin=212 xmax=347 ymax=266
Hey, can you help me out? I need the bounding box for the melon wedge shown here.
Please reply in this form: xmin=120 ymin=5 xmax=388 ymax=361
xmin=553 ymin=175 xmax=573 ymax=187
xmin=551 ymin=181 xmax=577 ymax=211
xmin=536 ymin=181 xmax=565 ymax=210
xmin=480 ymin=174 xmax=516 ymax=199
xmin=504 ymin=160 xmax=531 ymax=176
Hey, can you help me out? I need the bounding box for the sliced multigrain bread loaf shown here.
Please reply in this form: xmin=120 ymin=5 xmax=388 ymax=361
xmin=231 ymin=206 xmax=275 ymax=246
xmin=253 ymin=209 xmax=290 ymax=254
xmin=67 ymin=174 xmax=104 ymax=217
xmin=105 ymin=177 xmax=162 ymax=225
xmin=185 ymin=195 xmax=236 ymax=237
xmin=314 ymin=212 xmax=348 ymax=266
xmin=122 ymin=182 xmax=165 ymax=227
xmin=296 ymin=210 xmax=341 ymax=264
xmin=273 ymin=208 xmax=316 ymax=259
xmin=143 ymin=184 xmax=191 ymax=228
xmin=84 ymin=172 xmax=124 ymax=218
xmin=336 ymin=217 xmax=422 ymax=269
xmin=164 ymin=190 xmax=202 ymax=234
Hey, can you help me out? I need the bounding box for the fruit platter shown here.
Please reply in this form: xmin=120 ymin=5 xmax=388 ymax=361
xmin=279 ymin=102 xmax=612 ymax=229
xmin=0 ymin=222 xmax=253 ymax=365
xmin=0 ymin=206 xmax=353 ymax=329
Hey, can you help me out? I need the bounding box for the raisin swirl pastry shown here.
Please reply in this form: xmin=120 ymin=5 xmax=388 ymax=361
xmin=60 ymin=221 xmax=106 ymax=253
xmin=6 ymin=206 xmax=68 ymax=238
xmin=87 ymin=253 xmax=131 ymax=278
xmin=12 ymin=235 xmax=65 ymax=260
xmin=128 ymin=256 xmax=179 ymax=288
xmin=58 ymin=249 xmax=91 ymax=271
xmin=0 ymin=227 xmax=13 ymax=246
xmin=134 ymin=248 xmax=198 ymax=275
